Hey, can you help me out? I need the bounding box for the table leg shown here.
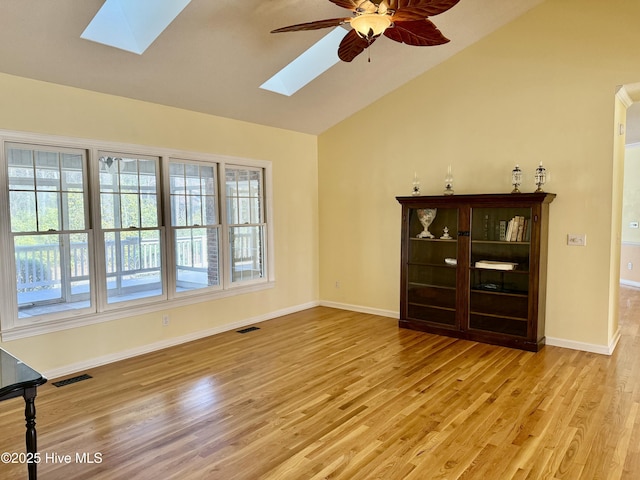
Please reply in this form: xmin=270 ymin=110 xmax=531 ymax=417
xmin=23 ymin=386 xmax=38 ymax=480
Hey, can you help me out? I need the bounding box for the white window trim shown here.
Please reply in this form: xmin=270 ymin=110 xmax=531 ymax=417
xmin=223 ymin=164 xmax=269 ymax=289
xmin=0 ymin=129 xmax=275 ymax=341
xmin=93 ymin=150 xmax=167 ymax=311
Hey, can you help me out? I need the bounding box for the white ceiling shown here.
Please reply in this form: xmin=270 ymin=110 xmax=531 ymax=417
xmin=0 ymin=0 xmax=544 ymax=135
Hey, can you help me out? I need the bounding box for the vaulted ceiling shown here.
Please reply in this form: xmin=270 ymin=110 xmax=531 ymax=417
xmin=1 ymin=0 xmax=545 ymax=135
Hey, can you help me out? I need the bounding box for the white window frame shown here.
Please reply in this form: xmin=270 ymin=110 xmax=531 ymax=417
xmin=165 ymin=156 xmax=223 ymax=298
xmin=0 ymin=130 xmax=275 ymax=341
xmin=2 ymin=142 xmax=96 ymax=325
xmin=93 ymin=151 xmax=167 ymax=310
xmin=223 ymin=164 xmax=268 ymax=288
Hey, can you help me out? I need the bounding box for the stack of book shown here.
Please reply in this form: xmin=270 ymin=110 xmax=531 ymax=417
xmin=475 ymin=260 xmax=518 ymax=271
xmin=504 ymin=215 xmax=530 ymax=242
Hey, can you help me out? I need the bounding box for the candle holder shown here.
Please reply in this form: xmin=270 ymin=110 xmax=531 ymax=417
xmin=534 ymin=162 xmax=547 ymax=192
xmin=511 ymin=164 xmax=522 ymax=193
xmin=444 ymin=165 xmax=454 ymax=195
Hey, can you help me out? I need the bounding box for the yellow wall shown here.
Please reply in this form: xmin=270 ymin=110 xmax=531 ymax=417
xmin=0 ymin=73 xmax=320 ymax=373
xmin=319 ymin=0 xmax=640 ymax=349
xmin=620 ymin=244 xmax=640 ymax=284
xmin=621 ymin=144 xmax=640 ymax=284
xmin=622 ymin=145 xmax=640 ymax=244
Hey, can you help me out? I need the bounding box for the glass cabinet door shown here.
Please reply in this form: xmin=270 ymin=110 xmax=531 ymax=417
xmin=407 ymin=207 xmax=458 ymax=327
xmin=469 ymin=207 xmax=531 ymax=337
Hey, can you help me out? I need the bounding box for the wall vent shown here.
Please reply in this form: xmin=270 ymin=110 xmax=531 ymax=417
xmin=237 ymin=326 xmax=260 ymax=334
xmin=52 ymin=374 xmax=93 ymax=387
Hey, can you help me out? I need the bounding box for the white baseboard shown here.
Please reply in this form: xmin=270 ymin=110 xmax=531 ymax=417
xmin=620 ymin=279 xmax=640 ymax=289
xmin=45 ymin=298 xmax=622 ymax=379
xmin=546 ymin=327 xmax=621 ymax=355
xmin=318 ymin=300 xmax=398 ymax=319
xmin=42 ymin=301 xmax=320 ymax=380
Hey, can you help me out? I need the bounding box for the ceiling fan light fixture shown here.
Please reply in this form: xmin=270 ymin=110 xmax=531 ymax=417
xmin=350 ymin=13 xmax=391 ymax=40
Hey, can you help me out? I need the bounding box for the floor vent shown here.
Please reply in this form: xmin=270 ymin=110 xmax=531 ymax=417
xmin=237 ymin=326 xmax=260 ymax=334
xmin=52 ymin=374 xmax=93 ymax=387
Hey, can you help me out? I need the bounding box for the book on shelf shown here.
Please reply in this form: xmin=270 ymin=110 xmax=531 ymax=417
xmin=509 ymin=217 xmax=518 ymax=241
xmin=475 ymin=260 xmax=518 ymax=271
xmin=516 ymin=221 xmax=524 ymax=242
xmin=506 ymin=216 xmax=518 ymax=241
xmin=503 ymin=215 xmax=529 ymax=242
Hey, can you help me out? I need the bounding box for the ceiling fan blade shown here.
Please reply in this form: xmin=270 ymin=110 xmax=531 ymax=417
xmin=338 ymin=29 xmax=375 ymax=62
xmin=384 ymin=19 xmax=449 ymax=46
xmin=391 ymin=8 xmax=433 ymax=22
xmin=271 ymin=18 xmax=351 ymax=33
xmin=329 ymin=0 xmax=360 ymax=11
xmin=388 ymin=0 xmax=460 ymax=17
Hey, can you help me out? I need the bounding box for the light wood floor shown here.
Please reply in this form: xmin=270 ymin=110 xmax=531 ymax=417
xmin=2 ymin=289 xmax=640 ymax=479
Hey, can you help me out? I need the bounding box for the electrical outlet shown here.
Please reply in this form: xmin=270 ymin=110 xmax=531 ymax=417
xmin=567 ymin=234 xmax=586 ymax=246
xmin=628 ymin=262 xmax=634 ymax=271
xmin=162 ymin=315 xmax=170 ymax=326
xmin=335 ymin=281 xmax=340 ymax=289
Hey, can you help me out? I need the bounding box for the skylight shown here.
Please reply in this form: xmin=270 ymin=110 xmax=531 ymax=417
xmin=260 ymin=27 xmax=349 ymax=97
xmin=81 ymin=0 xmax=192 ymax=55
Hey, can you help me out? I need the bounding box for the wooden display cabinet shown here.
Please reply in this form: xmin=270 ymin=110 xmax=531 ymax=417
xmin=396 ymin=193 xmax=555 ymax=351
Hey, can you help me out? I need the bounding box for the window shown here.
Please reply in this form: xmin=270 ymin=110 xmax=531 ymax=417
xmin=0 ymin=131 xmax=273 ymax=339
xmin=169 ymin=160 xmax=220 ymax=294
xmin=98 ymin=154 xmax=164 ymax=304
xmin=225 ymin=166 xmax=265 ymax=283
xmin=7 ymin=143 xmax=93 ymax=318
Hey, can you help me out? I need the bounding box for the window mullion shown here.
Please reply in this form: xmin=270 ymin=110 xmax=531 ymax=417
xmin=162 ymin=157 xmax=177 ymax=300
xmin=88 ymin=148 xmax=106 ymax=312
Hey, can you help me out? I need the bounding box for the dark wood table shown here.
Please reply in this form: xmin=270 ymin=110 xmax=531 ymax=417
xmin=0 ymin=348 xmax=47 ymax=480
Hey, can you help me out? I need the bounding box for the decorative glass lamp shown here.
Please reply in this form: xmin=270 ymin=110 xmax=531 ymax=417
xmin=444 ymin=165 xmax=454 ymax=195
xmin=412 ymin=172 xmax=420 ymax=196
xmin=511 ymin=164 xmax=522 ymax=193
xmin=534 ymin=162 xmax=547 ymax=192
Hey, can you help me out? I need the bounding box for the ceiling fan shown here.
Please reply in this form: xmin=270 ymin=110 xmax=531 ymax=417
xmin=271 ymin=0 xmax=461 ymax=62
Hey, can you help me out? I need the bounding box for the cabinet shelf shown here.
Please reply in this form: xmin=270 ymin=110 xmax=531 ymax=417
xmin=470 ymin=288 xmax=527 ymax=298
xmin=409 ymin=262 xmax=456 ymax=268
xmin=470 ymin=267 xmax=529 ymax=274
xmin=469 ymin=310 xmax=528 ymax=322
xmin=409 ymin=282 xmax=455 ymax=290
xmin=397 ymin=192 xmax=555 ymax=352
xmin=472 ymin=240 xmax=530 ymax=245
xmin=411 ymin=238 xmax=458 ymax=243
xmin=409 ymin=302 xmax=455 ymax=312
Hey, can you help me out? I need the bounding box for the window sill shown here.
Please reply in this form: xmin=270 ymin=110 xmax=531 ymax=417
xmin=1 ymin=280 xmax=276 ymax=341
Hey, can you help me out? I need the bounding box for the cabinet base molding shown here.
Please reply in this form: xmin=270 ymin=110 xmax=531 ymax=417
xmin=399 ymin=319 xmax=544 ymax=352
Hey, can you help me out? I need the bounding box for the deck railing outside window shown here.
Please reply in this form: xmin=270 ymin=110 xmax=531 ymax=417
xmin=16 ymin=231 xmax=256 ymax=305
